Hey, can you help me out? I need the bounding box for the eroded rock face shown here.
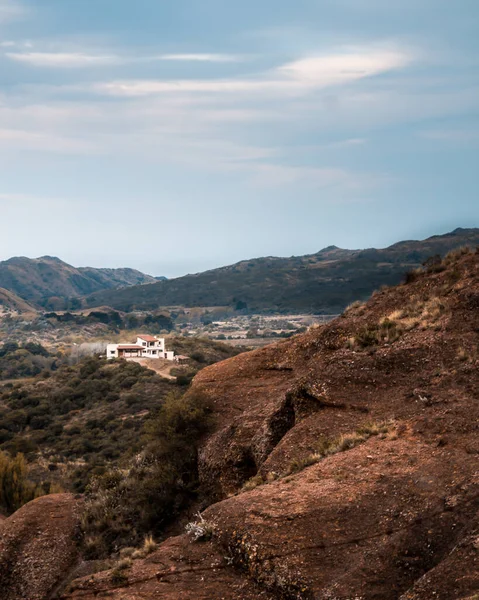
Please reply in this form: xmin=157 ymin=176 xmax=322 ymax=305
xmin=193 ymin=253 xmax=479 ymax=500
xmin=0 ymin=493 xmax=83 ymax=600
xmin=205 ymin=438 xmax=478 ymax=599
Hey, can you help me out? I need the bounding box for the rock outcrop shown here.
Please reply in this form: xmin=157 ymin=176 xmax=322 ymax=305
xmin=0 ymin=494 xmax=83 ymax=600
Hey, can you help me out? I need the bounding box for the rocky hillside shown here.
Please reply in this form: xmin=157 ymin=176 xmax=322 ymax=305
xmin=85 ymin=227 xmax=479 ymax=313
xmin=1 ymin=248 xmax=478 ymax=599
xmin=0 ymin=256 xmax=156 ymax=306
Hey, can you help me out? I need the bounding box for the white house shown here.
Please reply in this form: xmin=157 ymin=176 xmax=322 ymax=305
xmin=107 ymin=335 xmax=175 ymax=361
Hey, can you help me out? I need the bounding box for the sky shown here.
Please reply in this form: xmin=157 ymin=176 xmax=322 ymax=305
xmin=0 ymin=0 xmax=478 ymax=277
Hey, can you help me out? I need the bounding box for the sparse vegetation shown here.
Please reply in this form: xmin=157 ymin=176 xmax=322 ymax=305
xmin=185 ymin=512 xmax=216 ymax=542
xmin=243 ymin=421 xmax=393 ymax=490
xmin=348 ymin=319 xmax=403 ymax=350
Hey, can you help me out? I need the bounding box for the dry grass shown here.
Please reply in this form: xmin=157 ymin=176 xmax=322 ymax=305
xmin=286 ymin=420 xmax=393 ymax=476
xmin=143 ymin=535 xmax=158 ymax=554
xmin=378 ymin=295 xmax=448 ymax=336
xmin=344 ymin=300 xmax=365 ymax=314
xmin=116 ymin=557 xmax=132 ymax=570
xmin=443 ymin=246 xmax=474 ymax=264
xmin=242 ymin=473 xmax=265 ymax=491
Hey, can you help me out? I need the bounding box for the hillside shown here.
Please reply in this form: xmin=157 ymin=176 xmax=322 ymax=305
xmin=0 ymin=248 xmax=478 ymax=599
xmin=0 ymin=288 xmax=37 ymax=315
xmin=65 ymin=248 xmax=477 ymax=599
xmin=0 ymin=256 xmax=156 ymax=306
xmin=0 ymin=338 xmax=244 ymax=493
xmin=85 ymin=227 xmax=479 ymax=313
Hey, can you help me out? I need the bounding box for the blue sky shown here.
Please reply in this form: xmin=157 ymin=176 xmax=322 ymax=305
xmin=0 ymin=0 xmax=478 ymax=276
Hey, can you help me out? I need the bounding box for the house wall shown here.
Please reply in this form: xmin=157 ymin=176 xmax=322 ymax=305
xmin=107 ymin=344 xmax=119 ymax=359
xmin=136 ymin=337 xmax=166 ymax=351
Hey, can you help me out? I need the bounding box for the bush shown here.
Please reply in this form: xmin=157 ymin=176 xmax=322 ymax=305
xmin=0 ymin=452 xmax=43 ymax=514
xmin=82 ymin=390 xmax=213 ymax=556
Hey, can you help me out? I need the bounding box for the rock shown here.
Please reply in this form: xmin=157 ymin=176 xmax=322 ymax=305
xmin=0 ymin=494 xmax=83 ymax=600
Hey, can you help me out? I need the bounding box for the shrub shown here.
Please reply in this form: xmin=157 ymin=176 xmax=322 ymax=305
xmin=404 ymin=267 xmax=423 ymax=284
xmin=0 ymin=452 xmax=43 ymax=514
xmin=185 ymin=513 xmax=216 ymax=542
xmin=82 ymin=390 xmax=213 ymax=556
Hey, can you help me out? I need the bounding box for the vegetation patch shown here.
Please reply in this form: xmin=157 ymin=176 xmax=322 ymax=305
xmin=0 ymin=357 xmax=177 ymax=492
xmin=82 ymin=390 xmax=213 ymax=557
xmin=0 ymin=341 xmax=58 ymax=380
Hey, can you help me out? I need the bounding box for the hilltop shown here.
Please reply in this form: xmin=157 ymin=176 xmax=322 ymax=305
xmin=0 ymin=256 xmax=156 ymax=307
xmin=85 ymin=227 xmax=479 ymax=313
xmin=1 ymin=247 xmax=477 ymax=599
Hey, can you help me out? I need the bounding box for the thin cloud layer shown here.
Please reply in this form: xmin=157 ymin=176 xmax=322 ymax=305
xmin=94 ymin=47 xmax=411 ymax=97
xmin=5 ymin=50 xmax=243 ymax=68
xmin=6 ymin=52 xmax=120 ymax=67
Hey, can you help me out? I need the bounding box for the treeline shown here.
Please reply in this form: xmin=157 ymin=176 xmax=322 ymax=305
xmin=44 ymin=311 xmax=174 ymax=332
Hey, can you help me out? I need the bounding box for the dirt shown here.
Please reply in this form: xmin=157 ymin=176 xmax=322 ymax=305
xmin=128 ymin=357 xmax=177 ymax=380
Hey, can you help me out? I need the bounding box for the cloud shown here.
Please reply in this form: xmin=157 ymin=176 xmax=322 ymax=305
xmin=4 ymin=49 xmax=244 ymax=68
xmin=94 ymin=47 xmax=411 ymax=97
xmin=5 ymin=52 xmax=121 ymax=67
xmin=157 ymin=53 xmax=242 ymax=62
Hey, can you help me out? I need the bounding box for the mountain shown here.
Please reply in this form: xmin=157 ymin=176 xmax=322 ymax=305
xmin=0 ymin=256 xmax=156 ymax=305
xmin=86 ymin=227 xmax=479 ymax=313
xmin=2 ymin=247 xmax=477 ymax=600
xmin=0 ymin=288 xmax=37 ymax=314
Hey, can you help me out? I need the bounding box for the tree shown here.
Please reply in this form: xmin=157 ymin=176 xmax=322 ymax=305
xmin=0 ymin=452 xmax=42 ymax=514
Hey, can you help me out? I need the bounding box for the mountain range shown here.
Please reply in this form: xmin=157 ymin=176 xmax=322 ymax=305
xmin=0 ymin=256 xmax=156 ymax=307
xmin=85 ymin=227 xmax=479 ymax=313
xmin=1 ymin=228 xmax=478 ymax=314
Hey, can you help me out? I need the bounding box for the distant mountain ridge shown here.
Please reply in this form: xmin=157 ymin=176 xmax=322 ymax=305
xmin=85 ymin=227 xmax=479 ymax=313
xmin=0 ymin=256 xmax=157 ymax=306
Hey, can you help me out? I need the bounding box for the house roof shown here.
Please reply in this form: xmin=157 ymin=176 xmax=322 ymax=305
xmin=137 ymin=335 xmax=158 ymax=342
xmin=118 ymin=345 xmax=144 ymax=350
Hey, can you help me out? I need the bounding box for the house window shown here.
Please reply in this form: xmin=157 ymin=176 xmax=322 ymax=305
xmin=152 ymin=350 xmax=157 ymax=354
xmin=142 ymin=342 xmax=147 ymax=346
xmin=110 ymin=351 xmax=115 ymax=354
